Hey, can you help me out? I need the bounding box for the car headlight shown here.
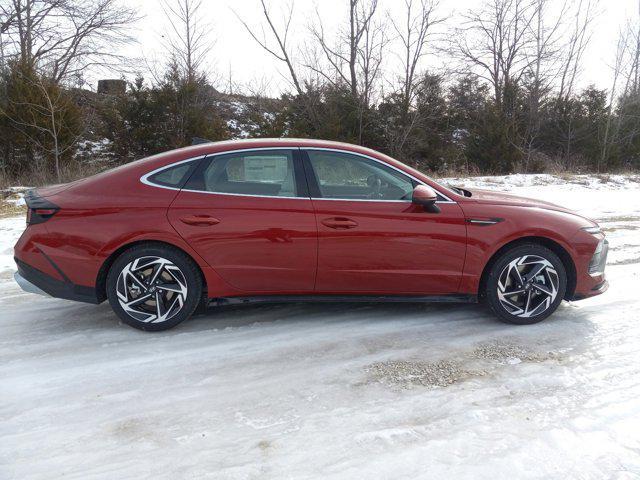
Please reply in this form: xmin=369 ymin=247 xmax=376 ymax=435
xmin=581 ymin=226 xmax=601 ymax=234
xmin=588 ymin=238 xmax=608 ymax=275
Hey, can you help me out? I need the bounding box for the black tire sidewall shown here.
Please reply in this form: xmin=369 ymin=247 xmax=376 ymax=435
xmin=106 ymin=244 xmax=202 ymax=331
xmin=485 ymin=243 xmax=567 ymax=325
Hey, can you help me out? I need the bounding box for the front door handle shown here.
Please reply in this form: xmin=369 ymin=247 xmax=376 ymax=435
xmin=321 ymin=217 xmax=358 ymax=229
xmin=180 ymin=215 xmax=220 ymax=226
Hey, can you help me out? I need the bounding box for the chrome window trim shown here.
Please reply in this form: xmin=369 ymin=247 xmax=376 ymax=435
xmin=140 ymin=155 xmax=208 ymax=192
xmin=139 ymin=146 xmax=458 ymax=204
xmin=310 ymin=198 xmax=414 ymax=203
xmin=303 ymin=147 xmax=456 ymax=203
xmin=139 ymin=148 xmax=305 ymax=199
xmin=179 ymin=190 xmax=302 ymax=200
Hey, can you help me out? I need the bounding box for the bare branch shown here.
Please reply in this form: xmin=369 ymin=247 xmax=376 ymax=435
xmin=234 ymin=0 xmax=303 ymax=95
xmin=160 ymin=0 xmax=212 ymax=82
xmin=1 ymin=0 xmax=139 ymax=84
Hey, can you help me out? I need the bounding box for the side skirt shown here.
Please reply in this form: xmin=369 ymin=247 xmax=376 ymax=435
xmin=209 ymin=294 xmax=477 ymax=307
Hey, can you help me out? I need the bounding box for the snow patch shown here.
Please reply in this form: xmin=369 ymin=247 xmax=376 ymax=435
xmin=1 ymin=174 xmax=640 ymax=479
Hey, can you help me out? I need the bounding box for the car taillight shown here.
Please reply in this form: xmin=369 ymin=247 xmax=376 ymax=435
xmin=28 ymin=207 xmax=59 ymax=224
xmin=24 ymin=190 xmax=59 ymax=225
xmin=34 ymin=208 xmax=57 ymax=216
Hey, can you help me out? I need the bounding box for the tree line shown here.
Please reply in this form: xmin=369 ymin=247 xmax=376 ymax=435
xmin=1 ymin=0 xmax=640 ymax=184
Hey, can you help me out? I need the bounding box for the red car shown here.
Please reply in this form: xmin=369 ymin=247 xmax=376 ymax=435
xmin=14 ymin=139 xmax=608 ymax=331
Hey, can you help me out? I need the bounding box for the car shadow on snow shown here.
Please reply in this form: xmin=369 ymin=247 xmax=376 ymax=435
xmin=8 ymin=294 xmax=600 ymax=368
xmin=194 ymin=302 xmax=598 ymax=358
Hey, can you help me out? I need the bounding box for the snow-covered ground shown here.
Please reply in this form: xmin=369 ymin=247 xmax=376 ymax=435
xmin=1 ymin=175 xmax=640 ymax=479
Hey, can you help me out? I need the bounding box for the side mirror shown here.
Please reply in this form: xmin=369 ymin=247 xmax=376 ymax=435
xmin=412 ymin=185 xmax=441 ymax=213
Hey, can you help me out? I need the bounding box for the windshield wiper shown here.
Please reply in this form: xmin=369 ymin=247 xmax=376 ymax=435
xmin=448 ymin=185 xmax=472 ymax=197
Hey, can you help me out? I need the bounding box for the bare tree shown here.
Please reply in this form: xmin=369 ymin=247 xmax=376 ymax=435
xmin=0 ymin=6 xmax=14 ymax=67
xmin=385 ymin=0 xmax=443 ymax=155
xmin=357 ymin=6 xmax=386 ymax=109
xmin=234 ymin=0 xmax=326 ymax=134
xmin=309 ymin=0 xmax=384 ymax=104
xmin=452 ymin=0 xmax=536 ymax=110
xmin=160 ymin=0 xmax=212 ymax=82
xmin=520 ymin=0 xmax=566 ymax=170
xmin=392 ymin=0 xmax=442 ymax=116
xmin=526 ymin=0 xmax=565 ymax=107
xmin=306 ymin=0 xmax=387 ymax=143
xmin=234 ymin=0 xmax=303 ymax=96
xmin=0 ymin=0 xmax=138 ymax=83
xmin=598 ymin=7 xmax=640 ymax=172
xmin=620 ymin=1 xmax=640 ymax=97
xmin=557 ymin=0 xmax=597 ymax=102
xmin=552 ymin=0 xmax=597 ymax=165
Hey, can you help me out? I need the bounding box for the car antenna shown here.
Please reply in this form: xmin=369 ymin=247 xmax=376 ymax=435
xmin=192 ymin=137 xmax=213 ymax=145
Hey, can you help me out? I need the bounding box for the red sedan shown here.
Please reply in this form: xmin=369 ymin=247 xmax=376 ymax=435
xmin=13 ymin=139 xmax=608 ymax=331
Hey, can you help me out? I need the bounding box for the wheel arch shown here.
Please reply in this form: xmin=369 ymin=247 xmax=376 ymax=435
xmin=478 ymin=236 xmax=577 ymax=301
xmin=95 ymin=240 xmax=208 ymax=303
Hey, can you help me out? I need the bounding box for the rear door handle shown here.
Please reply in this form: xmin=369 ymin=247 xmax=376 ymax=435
xmin=180 ymin=215 xmax=220 ymax=226
xmin=321 ymin=217 xmax=358 ymax=229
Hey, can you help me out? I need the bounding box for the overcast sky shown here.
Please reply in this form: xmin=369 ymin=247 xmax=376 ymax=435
xmin=119 ymin=0 xmax=639 ymax=96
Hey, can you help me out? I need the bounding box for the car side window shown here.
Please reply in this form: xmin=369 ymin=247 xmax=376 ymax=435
xmin=306 ymin=150 xmax=415 ymax=201
xmin=147 ymin=160 xmax=197 ymax=188
xmin=187 ymin=150 xmax=297 ymax=197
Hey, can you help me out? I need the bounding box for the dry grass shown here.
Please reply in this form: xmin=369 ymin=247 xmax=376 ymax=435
xmin=0 ymin=199 xmax=26 ymax=219
xmin=0 ymin=160 xmax=112 ymax=190
xmin=0 ymin=185 xmax=27 ymax=218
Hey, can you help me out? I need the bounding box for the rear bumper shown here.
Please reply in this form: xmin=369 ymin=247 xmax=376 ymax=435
xmin=14 ymin=258 xmax=100 ymax=304
xmin=14 ymin=271 xmax=48 ymax=296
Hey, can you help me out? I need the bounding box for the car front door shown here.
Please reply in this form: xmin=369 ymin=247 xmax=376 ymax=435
xmin=168 ymin=148 xmax=317 ymax=293
xmin=304 ymin=149 xmax=467 ymax=295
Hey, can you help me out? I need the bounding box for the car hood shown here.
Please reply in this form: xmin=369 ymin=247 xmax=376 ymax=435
xmin=465 ymin=188 xmax=575 ymax=214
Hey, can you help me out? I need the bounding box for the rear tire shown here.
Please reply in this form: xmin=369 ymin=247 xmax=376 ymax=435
xmin=484 ymin=243 xmax=567 ymax=325
xmin=106 ymin=244 xmax=202 ymax=331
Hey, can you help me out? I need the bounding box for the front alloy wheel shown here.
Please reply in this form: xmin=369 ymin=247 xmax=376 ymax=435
xmin=485 ymin=244 xmax=567 ymax=325
xmin=497 ymin=255 xmax=559 ymax=318
xmin=107 ymin=244 xmax=202 ymax=331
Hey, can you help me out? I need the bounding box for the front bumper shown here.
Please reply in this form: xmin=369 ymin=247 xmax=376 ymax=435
xmin=570 ymin=279 xmax=609 ymax=301
xmin=568 ymin=243 xmax=609 ymax=301
xmin=14 ymin=258 xmax=100 ymax=304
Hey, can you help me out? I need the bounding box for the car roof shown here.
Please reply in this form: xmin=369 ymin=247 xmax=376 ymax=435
xmin=162 ymin=138 xmax=382 ymax=157
xmin=80 ymin=139 xmax=393 ymax=185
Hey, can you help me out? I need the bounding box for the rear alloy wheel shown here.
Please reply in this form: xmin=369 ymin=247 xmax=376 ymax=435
xmin=484 ymin=244 xmax=567 ymax=325
xmin=107 ymin=245 xmax=202 ymax=331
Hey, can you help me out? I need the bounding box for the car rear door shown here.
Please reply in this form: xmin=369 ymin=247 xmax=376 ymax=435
xmin=303 ymin=149 xmax=467 ymax=295
xmin=168 ymin=148 xmax=317 ymax=293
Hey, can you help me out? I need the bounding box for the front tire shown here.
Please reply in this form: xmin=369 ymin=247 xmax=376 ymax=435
xmin=484 ymin=243 xmax=567 ymax=325
xmin=106 ymin=244 xmax=202 ymax=331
